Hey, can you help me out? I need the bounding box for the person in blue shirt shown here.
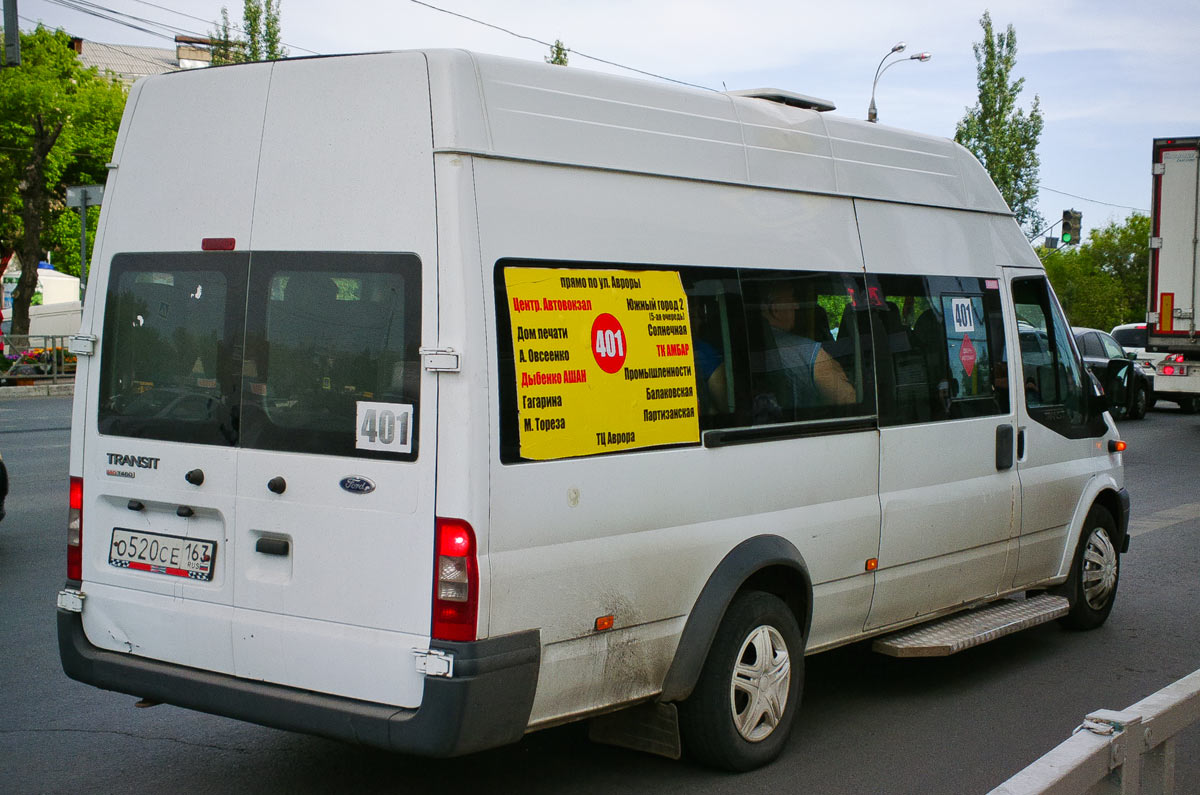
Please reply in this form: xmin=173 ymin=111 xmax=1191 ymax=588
xmin=760 ymin=282 xmax=856 ymax=412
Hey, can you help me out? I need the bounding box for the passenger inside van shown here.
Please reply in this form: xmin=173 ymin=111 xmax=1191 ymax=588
xmin=757 ymin=281 xmax=856 ymax=416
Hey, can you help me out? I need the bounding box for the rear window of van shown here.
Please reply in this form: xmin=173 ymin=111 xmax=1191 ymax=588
xmin=98 ymin=252 xmax=422 ymax=461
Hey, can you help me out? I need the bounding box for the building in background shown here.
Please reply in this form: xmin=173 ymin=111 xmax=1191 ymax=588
xmin=71 ymin=35 xmax=212 ymax=84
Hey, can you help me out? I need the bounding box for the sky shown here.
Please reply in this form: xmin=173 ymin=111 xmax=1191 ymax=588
xmin=14 ymin=0 xmax=1200 ymax=243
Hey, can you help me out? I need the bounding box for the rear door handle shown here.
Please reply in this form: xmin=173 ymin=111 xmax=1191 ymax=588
xmin=255 ymin=537 xmax=290 ymax=556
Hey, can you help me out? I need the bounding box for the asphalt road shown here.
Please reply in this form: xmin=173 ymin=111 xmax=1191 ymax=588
xmin=1 ymin=395 xmax=1198 ymax=793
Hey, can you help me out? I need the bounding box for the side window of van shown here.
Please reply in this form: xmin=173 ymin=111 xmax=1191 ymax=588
xmin=870 ymin=275 xmax=1009 ymax=426
xmin=680 ymin=273 xmax=744 ymax=429
xmin=495 ymin=261 xmax=874 ymax=463
xmin=740 ymin=271 xmax=873 ymax=427
xmin=1011 ymin=276 xmax=1101 ymax=438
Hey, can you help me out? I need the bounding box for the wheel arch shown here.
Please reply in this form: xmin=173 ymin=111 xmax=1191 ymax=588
xmin=1054 ymin=481 xmax=1131 ymax=581
xmin=1091 ymin=486 xmax=1131 ymax=553
xmin=659 ymin=535 xmax=812 ymax=703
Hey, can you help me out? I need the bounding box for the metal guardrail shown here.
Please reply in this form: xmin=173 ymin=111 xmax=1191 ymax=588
xmin=990 ymin=667 xmax=1200 ymax=794
xmin=1 ymin=334 xmax=76 ymax=386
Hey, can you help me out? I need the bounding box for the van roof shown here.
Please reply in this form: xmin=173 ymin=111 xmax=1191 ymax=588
xmin=138 ymin=49 xmax=1010 ymax=217
xmin=422 ymin=50 xmax=1010 ymax=216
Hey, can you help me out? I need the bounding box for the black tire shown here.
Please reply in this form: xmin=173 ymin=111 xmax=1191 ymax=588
xmin=678 ymin=591 xmax=804 ymax=771
xmin=1129 ymin=384 xmax=1149 ymax=420
xmin=1057 ymin=506 xmax=1120 ymax=630
xmin=1147 ymin=392 xmax=1158 ymax=411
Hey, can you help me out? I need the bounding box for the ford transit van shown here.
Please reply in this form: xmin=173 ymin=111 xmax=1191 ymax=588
xmin=58 ymin=50 xmax=1131 ymax=771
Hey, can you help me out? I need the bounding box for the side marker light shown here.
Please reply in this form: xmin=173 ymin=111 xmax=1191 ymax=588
xmin=595 ymin=615 xmax=614 ymax=631
xmin=1108 ymin=440 xmax=1127 ymax=453
xmin=865 ymin=558 xmax=879 ymax=572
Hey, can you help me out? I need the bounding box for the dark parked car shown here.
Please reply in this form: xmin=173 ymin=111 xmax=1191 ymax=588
xmin=1073 ymin=326 xmax=1152 ymax=419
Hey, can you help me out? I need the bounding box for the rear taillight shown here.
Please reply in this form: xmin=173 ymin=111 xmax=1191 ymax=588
xmin=67 ymin=476 xmax=83 ymax=581
xmin=432 ymin=518 xmax=478 ymax=642
xmin=1162 ymin=364 xmax=1176 ymax=375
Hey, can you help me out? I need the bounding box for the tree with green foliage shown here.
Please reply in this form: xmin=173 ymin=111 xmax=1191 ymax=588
xmin=211 ymin=0 xmax=287 ymax=65
xmin=546 ymin=40 xmax=569 ymax=66
xmin=0 ymin=26 xmax=126 ymax=335
xmin=1042 ymin=213 xmax=1150 ymax=330
xmin=955 ymin=11 xmax=1044 ymax=235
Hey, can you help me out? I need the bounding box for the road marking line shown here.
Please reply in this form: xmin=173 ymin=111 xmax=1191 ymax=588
xmin=1127 ymin=502 xmax=1200 ymax=537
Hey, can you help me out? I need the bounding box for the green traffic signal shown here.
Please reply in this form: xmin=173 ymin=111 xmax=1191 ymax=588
xmin=1061 ymin=209 xmax=1082 ymax=246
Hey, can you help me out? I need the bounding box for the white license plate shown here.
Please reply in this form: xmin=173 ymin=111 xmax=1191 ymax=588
xmin=109 ymin=528 xmax=216 ymax=581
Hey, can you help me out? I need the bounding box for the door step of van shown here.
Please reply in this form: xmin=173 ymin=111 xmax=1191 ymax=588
xmin=872 ymin=594 xmax=1070 ymax=658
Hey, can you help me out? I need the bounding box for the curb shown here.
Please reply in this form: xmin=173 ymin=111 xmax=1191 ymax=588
xmin=0 ymin=383 xmax=75 ymax=399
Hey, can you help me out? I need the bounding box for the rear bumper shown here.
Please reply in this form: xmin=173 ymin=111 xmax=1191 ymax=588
xmin=58 ymin=609 xmax=540 ymax=757
xmin=1150 ymin=373 xmax=1200 ymax=395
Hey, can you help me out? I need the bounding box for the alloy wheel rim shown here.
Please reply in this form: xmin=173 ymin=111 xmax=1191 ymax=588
xmin=1081 ymin=527 xmax=1118 ymax=610
xmin=729 ymin=624 xmax=791 ymax=742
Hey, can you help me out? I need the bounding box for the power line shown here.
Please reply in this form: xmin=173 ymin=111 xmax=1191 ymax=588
xmin=18 ymin=5 xmax=185 ymax=75
xmin=1038 ymin=184 xmax=1148 ymax=214
xmin=408 ymin=0 xmax=717 ymax=92
xmin=122 ymin=0 xmax=319 ymax=55
xmin=31 ymin=0 xmax=320 ymax=56
xmin=43 ymin=0 xmax=176 ymax=41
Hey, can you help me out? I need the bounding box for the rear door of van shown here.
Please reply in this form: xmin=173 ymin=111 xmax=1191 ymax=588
xmin=81 ymin=53 xmax=439 ymax=708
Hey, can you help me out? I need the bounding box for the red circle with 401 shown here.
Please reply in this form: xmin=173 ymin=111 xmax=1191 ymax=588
xmin=591 ymin=313 xmax=627 ymax=373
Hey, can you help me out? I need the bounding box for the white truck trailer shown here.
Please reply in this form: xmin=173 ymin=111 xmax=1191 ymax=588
xmin=1147 ymin=136 xmax=1200 ymax=410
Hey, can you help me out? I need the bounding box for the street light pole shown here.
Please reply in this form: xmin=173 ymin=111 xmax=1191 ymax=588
xmin=868 ymin=43 xmax=932 ymax=123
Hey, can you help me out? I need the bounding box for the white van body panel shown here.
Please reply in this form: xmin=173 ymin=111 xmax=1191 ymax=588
xmin=431 ymin=153 xmax=494 ymax=640
xmin=1049 ymin=467 xmax=1124 ymax=582
xmin=856 ymin=201 xmax=1020 ymax=628
xmin=427 ymin=51 xmax=1008 ymax=213
xmin=471 ymin=156 xmax=880 ymax=724
xmin=76 ymin=53 xmax=439 ymax=708
xmin=98 ymin=64 xmax=272 ymax=252
xmin=248 ymin=53 xmax=437 ymax=252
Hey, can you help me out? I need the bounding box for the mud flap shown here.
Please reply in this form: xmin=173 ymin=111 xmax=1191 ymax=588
xmin=588 ymin=701 xmax=682 ymax=760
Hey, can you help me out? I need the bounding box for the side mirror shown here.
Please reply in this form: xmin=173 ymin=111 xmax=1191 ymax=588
xmin=1102 ymin=360 xmax=1132 ymax=415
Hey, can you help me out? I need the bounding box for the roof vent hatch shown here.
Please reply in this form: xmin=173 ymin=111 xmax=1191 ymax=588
xmin=725 ymin=88 xmax=835 ymax=112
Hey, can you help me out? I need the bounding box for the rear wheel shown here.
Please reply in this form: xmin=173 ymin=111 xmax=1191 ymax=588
xmin=679 ymin=591 xmax=803 ymax=771
xmin=1057 ymin=506 xmax=1120 ymax=630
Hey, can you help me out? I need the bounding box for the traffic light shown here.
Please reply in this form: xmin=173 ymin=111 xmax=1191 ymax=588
xmin=1061 ymin=210 xmax=1082 ymax=245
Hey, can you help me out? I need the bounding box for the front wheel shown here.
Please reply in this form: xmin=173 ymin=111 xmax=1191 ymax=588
xmin=679 ymin=591 xmax=804 ymax=771
xmin=1057 ymin=506 xmax=1120 ymax=630
xmin=1129 ymin=384 xmax=1149 ymax=420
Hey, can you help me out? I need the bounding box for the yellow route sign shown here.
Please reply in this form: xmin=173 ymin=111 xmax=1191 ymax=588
xmin=504 ymin=267 xmax=701 ymax=460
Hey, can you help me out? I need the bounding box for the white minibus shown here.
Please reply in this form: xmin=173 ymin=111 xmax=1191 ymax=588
xmin=59 ymin=50 xmax=1131 ymax=771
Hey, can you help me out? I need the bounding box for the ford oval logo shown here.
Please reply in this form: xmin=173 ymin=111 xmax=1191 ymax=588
xmin=339 ymin=476 xmax=375 ymax=495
